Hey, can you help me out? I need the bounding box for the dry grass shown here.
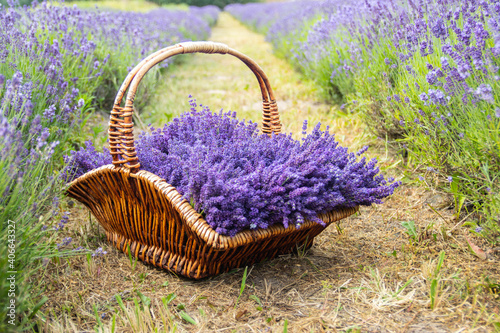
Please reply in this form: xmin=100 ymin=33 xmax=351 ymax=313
xmin=37 ymin=187 xmax=500 ymax=332
xmin=142 ymin=14 xmax=363 ymax=148
xmin=37 ymin=13 xmax=500 ymax=333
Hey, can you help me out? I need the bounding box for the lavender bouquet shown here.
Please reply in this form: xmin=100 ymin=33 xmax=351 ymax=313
xmin=64 ymin=98 xmax=399 ymax=236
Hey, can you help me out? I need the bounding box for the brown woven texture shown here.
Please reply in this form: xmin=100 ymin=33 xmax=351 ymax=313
xmin=67 ymin=41 xmax=359 ymax=279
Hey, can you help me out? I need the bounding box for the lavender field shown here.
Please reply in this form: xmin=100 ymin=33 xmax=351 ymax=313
xmin=1 ymin=0 xmax=499 ymax=332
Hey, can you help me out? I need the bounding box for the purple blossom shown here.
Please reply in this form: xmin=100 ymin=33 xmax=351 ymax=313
xmin=92 ymin=247 xmax=107 ymax=257
xmin=427 ymin=89 xmax=448 ymax=105
xmin=57 ymin=237 xmax=72 ymax=249
xmin=54 ymin=212 xmax=70 ymax=231
xmin=431 ymin=18 xmax=448 ymax=39
xmin=475 ymin=84 xmax=494 ymax=103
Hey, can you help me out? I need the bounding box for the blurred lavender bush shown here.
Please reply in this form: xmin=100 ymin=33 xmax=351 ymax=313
xmin=148 ymin=0 xmax=257 ymax=10
xmin=0 ymin=1 xmax=217 ymax=330
xmin=227 ymin=0 xmax=500 ymax=243
xmin=65 ymin=97 xmax=400 ymax=237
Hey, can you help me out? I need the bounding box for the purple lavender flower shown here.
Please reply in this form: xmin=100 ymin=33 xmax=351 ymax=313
xmin=92 ymin=247 xmax=107 ymax=257
xmin=475 ymin=84 xmax=494 ymax=103
xmin=427 ymin=89 xmax=447 ymax=105
xmin=431 ymin=18 xmax=448 ymax=39
xmin=475 ymin=226 xmax=483 ymax=233
xmin=57 ymin=237 xmax=72 ymax=249
xmin=54 ymin=212 xmax=70 ymax=231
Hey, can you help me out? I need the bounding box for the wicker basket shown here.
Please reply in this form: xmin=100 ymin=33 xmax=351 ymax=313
xmin=67 ymin=41 xmax=359 ymax=279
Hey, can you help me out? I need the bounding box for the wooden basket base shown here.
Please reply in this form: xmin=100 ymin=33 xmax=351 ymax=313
xmin=106 ymin=227 xmax=320 ymax=279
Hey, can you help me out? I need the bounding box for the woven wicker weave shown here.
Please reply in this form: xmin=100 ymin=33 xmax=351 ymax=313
xmin=67 ymin=41 xmax=359 ymax=279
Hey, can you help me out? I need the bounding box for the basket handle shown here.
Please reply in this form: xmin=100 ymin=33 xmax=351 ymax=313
xmin=109 ymin=41 xmax=281 ymax=173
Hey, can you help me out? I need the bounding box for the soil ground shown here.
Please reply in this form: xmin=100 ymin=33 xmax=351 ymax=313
xmin=39 ymin=13 xmax=500 ymax=333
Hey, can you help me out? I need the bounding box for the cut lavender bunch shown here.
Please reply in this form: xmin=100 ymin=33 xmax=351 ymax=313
xmin=65 ymin=98 xmax=399 ymax=236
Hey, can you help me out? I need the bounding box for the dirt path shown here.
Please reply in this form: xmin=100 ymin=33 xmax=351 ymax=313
xmin=44 ymin=13 xmax=499 ymax=333
xmin=143 ymin=13 xmax=364 ymax=149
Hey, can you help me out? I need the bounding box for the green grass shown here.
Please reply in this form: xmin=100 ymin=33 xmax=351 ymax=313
xmin=0 ymin=139 xmax=62 ymax=332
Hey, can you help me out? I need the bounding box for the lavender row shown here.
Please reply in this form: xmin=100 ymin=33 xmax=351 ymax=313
xmin=1 ymin=1 xmax=218 ymax=159
xmin=227 ymin=0 xmax=500 ymax=241
xmin=0 ymin=2 xmax=218 ymax=328
xmin=1 ymin=0 xmax=218 ymax=219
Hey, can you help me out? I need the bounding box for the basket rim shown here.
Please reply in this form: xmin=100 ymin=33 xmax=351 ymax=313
xmin=68 ymin=164 xmax=359 ymax=250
